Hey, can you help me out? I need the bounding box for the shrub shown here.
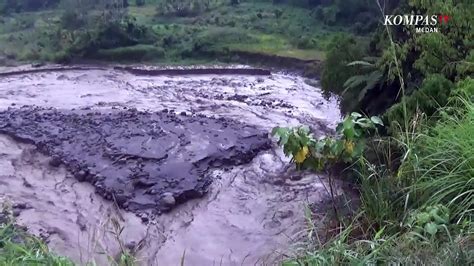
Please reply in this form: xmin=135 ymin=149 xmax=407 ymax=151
xmin=321 ymin=33 xmax=366 ymax=95
xmin=386 ymin=74 xmax=454 ymax=129
xmin=451 ymin=77 xmax=474 ymax=102
xmin=295 ymin=36 xmax=317 ymax=49
xmin=156 ymin=0 xmax=216 ymax=17
xmin=60 ymin=10 xmax=85 ymax=30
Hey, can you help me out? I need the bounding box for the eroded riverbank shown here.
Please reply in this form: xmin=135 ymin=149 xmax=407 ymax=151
xmin=0 ymin=66 xmax=341 ymax=265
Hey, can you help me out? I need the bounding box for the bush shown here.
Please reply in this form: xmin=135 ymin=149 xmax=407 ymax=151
xmin=60 ymin=10 xmax=85 ymax=30
xmin=295 ymin=36 xmax=317 ymax=49
xmin=156 ymin=0 xmax=215 ymax=17
xmin=63 ymin=18 xmax=157 ymax=59
xmin=321 ymin=33 xmax=366 ymax=95
xmin=386 ymin=74 xmax=454 ymax=129
xmin=451 ymin=77 xmax=474 ymax=102
xmin=1 ymin=0 xmax=60 ymax=13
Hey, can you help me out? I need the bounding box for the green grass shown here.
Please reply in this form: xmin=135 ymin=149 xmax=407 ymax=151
xmin=406 ymin=98 xmax=474 ymax=222
xmin=0 ymin=209 xmax=141 ymax=266
xmin=0 ymin=222 xmax=73 ymax=265
xmin=0 ymin=1 xmax=348 ymax=64
xmin=95 ymin=44 xmax=165 ymax=62
xmin=285 ymin=87 xmax=474 ymax=265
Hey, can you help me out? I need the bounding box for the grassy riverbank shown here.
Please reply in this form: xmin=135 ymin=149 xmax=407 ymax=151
xmin=0 ymin=1 xmax=355 ymax=67
xmin=281 ymin=91 xmax=474 ymax=265
xmin=275 ymin=0 xmax=473 ymax=264
xmin=0 ymin=208 xmax=73 ymax=265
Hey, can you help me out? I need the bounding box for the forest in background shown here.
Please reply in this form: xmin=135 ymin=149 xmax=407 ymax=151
xmin=0 ymin=0 xmax=386 ymax=67
xmin=0 ymin=0 xmax=473 ymax=265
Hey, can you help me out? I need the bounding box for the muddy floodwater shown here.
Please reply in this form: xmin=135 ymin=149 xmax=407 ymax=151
xmin=0 ymin=66 xmax=340 ymax=265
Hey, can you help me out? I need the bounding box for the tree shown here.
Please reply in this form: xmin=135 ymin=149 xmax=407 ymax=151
xmin=0 ymin=0 xmax=60 ymax=13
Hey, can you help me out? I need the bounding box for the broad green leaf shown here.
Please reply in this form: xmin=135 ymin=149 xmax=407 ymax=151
xmin=332 ymin=140 xmax=344 ymax=157
xmin=347 ymin=60 xmax=375 ymax=67
xmin=351 ymin=112 xmax=363 ymax=118
xmin=314 ymin=140 xmax=326 ymax=153
xmin=279 ymin=133 xmax=289 ymax=145
xmin=298 ymin=126 xmax=310 ymax=135
xmin=424 ymin=222 xmax=438 ymax=236
xmin=416 ymin=212 xmax=431 ymax=224
xmin=370 ymin=116 xmax=384 ymax=126
xmin=355 ymin=118 xmax=372 ymax=128
xmin=357 ymin=70 xmax=384 ymax=101
xmin=342 ymin=75 xmax=367 ymax=94
xmin=271 ymin=127 xmax=287 ymax=136
xmin=342 ymin=118 xmax=355 ymax=139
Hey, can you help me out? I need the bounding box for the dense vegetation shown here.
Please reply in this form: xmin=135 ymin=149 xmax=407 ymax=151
xmin=274 ymin=0 xmax=473 ymax=264
xmin=0 ymin=0 xmax=382 ymax=67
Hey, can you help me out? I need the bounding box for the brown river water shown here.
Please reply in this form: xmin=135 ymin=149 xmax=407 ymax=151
xmin=0 ymin=65 xmax=341 ymax=265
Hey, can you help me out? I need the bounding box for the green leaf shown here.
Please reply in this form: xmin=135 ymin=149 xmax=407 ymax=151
xmin=333 ymin=140 xmax=345 ymax=156
xmin=342 ymin=75 xmax=367 ymax=94
xmin=353 ymin=128 xmax=362 ymax=137
xmin=347 ymin=60 xmax=375 ymax=67
xmin=279 ymin=133 xmax=289 ymax=146
xmin=374 ymin=226 xmax=386 ymax=240
xmin=357 ymin=70 xmax=384 ymax=101
xmin=271 ymin=127 xmax=280 ymax=136
xmin=416 ymin=212 xmax=431 ymax=224
xmin=370 ymin=116 xmax=384 ymax=126
xmin=298 ymin=126 xmax=310 ymax=135
xmin=351 ymin=112 xmax=363 ymax=118
xmin=272 ymin=127 xmax=288 ymax=137
xmin=424 ymin=222 xmax=438 ymax=236
xmin=355 ymin=118 xmax=372 ymax=128
xmin=342 ymin=118 xmax=355 ymax=139
xmin=314 ymin=140 xmax=326 ymax=153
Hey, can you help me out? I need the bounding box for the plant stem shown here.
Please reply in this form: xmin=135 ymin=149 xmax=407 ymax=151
xmin=376 ymin=0 xmax=409 ymax=133
xmin=327 ymin=169 xmax=341 ymax=226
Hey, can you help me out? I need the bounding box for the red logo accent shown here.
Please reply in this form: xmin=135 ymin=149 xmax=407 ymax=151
xmin=438 ymin=14 xmax=450 ymax=24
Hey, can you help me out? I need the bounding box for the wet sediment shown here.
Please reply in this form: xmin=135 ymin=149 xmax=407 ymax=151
xmin=0 ymin=66 xmax=342 ymax=264
xmin=0 ymin=107 xmax=271 ymax=215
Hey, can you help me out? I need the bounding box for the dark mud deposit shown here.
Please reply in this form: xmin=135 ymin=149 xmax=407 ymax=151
xmin=0 ymin=107 xmax=270 ymax=215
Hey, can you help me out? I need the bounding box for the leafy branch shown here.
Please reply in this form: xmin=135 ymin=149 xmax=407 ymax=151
xmin=272 ymin=112 xmax=383 ymax=224
xmin=272 ymin=112 xmax=383 ymax=171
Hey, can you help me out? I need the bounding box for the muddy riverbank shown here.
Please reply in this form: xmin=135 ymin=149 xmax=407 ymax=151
xmin=0 ymin=65 xmax=341 ymax=265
